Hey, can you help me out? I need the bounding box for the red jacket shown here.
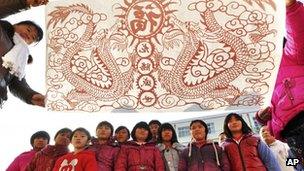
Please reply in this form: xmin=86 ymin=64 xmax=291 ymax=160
xmin=52 ymin=149 xmax=98 ymax=171
xmin=26 ymin=145 xmax=69 ymax=171
xmin=89 ymin=138 xmax=119 ymax=171
xmin=115 ymin=141 xmax=165 ymax=171
xmin=222 ymin=134 xmax=266 ymax=171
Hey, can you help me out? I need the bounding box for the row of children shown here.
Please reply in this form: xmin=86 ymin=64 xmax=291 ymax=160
xmin=7 ymin=114 xmax=300 ymax=171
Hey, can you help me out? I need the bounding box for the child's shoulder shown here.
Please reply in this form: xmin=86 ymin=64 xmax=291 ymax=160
xmin=78 ymin=149 xmax=96 ymax=157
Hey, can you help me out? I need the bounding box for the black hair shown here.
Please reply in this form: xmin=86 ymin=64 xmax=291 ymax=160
xmin=30 ymin=131 xmax=50 ymax=147
xmin=148 ymin=120 xmax=161 ymax=127
xmin=157 ymin=122 xmax=178 ymax=144
xmin=223 ymin=113 xmax=252 ymax=139
xmin=71 ymin=127 xmax=91 ymax=141
xmin=131 ymin=121 xmax=152 ymax=142
xmin=115 ymin=126 xmax=130 ymax=139
xmin=27 ymin=55 xmax=33 ymax=64
xmin=54 ymin=127 xmax=72 ymax=140
xmin=190 ymin=119 xmax=209 ymax=140
xmin=96 ymin=121 xmax=114 ymax=136
xmin=218 ymin=132 xmax=226 ymax=136
xmin=15 ymin=20 xmax=43 ymax=42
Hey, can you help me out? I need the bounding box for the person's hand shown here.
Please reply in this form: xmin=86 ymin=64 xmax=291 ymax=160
xmin=285 ymin=0 xmax=296 ymax=7
xmin=257 ymin=106 xmax=272 ymax=121
xmin=26 ymin=0 xmax=49 ymax=7
xmin=31 ymin=94 xmax=45 ymax=107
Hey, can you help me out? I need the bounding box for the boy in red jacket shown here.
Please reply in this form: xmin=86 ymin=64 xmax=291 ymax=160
xmin=26 ymin=128 xmax=72 ymax=171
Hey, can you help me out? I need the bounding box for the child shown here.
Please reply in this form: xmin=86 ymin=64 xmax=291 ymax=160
xmin=115 ymin=121 xmax=165 ymax=170
xmin=223 ymin=113 xmax=280 ymax=171
xmin=7 ymin=131 xmax=50 ymax=171
xmin=179 ymin=120 xmax=230 ymax=171
xmin=114 ymin=126 xmax=130 ymax=144
xmin=89 ymin=121 xmax=119 ymax=171
xmin=0 ymin=19 xmax=45 ymax=107
xmin=218 ymin=132 xmax=227 ymax=147
xmin=0 ymin=0 xmax=48 ymax=108
xmin=52 ymin=127 xmax=98 ymax=171
xmin=259 ymin=126 xmax=294 ymax=171
xmin=26 ymin=128 xmax=72 ymax=171
xmin=156 ymin=123 xmax=185 ymax=171
xmin=149 ymin=120 xmax=161 ymax=143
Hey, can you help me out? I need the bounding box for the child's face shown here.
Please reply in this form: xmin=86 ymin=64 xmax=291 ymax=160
xmin=71 ymin=131 xmax=89 ymax=149
xmin=115 ymin=128 xmax=129 ymax=143
xmin=227 ymin=116 xmax=243 ymax=133
xmin=161 ymin=129 xmax=173 ymax=142
xmin=135 ymin=128 xmax=149 ymax=142
xmin=55 ymin=132 xmax=71 ymax=146
xmin=190 ymin=122 xmax=206 ymax=141
xmin=14 ymin=24 xmax=38 ymax=45
xmin=149 ymin=124 xmax=159 ymax=137
xmin=260 ymin=126 xmax=275 ymax=142
xmin=96 ymin=125 xmax=112 ymax=140
xmin=33 ymin=137 xmax=48 ymax=150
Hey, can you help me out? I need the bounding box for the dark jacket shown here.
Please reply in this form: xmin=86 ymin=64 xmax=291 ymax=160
xmin=0 ymin=0 xmax=38 ymax=106
xmin=0 ymin=0 xmax=29 ymax=19
xmin=26 ymin=145 xmax=69 ymax=171
xmin=178 ymin=141 xmax=230 ymax=171
xmin=115 ymin=141 xmax=165 ymax=171
xmin=222 ymin=133 xmax=281 ymax=171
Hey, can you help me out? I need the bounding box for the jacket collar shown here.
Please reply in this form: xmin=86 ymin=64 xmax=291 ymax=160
xmin=41 ymin=145 xmax=69 ymax=157
xmin=157 ymin=142 xmax=185 ymax=151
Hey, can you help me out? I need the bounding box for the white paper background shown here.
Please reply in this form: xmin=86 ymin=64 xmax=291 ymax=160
xmin=46 ymin=0 xmax=285 ymax=112
xmin=0 ymin=0 xmax=292 ymax=169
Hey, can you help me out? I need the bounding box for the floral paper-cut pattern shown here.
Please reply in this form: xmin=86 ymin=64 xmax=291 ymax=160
xmin=46 ymin=0 xmax=284 ymax=112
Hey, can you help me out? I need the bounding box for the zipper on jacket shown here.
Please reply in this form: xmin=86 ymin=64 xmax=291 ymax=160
xmin=233 ymin=140 xmax=246 ymax=171
xmin=283 ymin=78 xmax=294 ymax=101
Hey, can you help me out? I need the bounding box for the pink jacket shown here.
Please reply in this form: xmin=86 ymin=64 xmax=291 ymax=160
xmin=6 ymin=150 xmax=36 ymax=171
xmin=260 ymin=1 xmax=304 ymax=140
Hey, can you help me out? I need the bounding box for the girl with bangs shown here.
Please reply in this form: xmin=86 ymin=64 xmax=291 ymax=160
xmin=115 ymin=121 xmax=165 ymax=171
xmin=222 ymin=113 xmax=280 ymax=171
xmin=156 ymin=123 xmax=185 ymax=171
